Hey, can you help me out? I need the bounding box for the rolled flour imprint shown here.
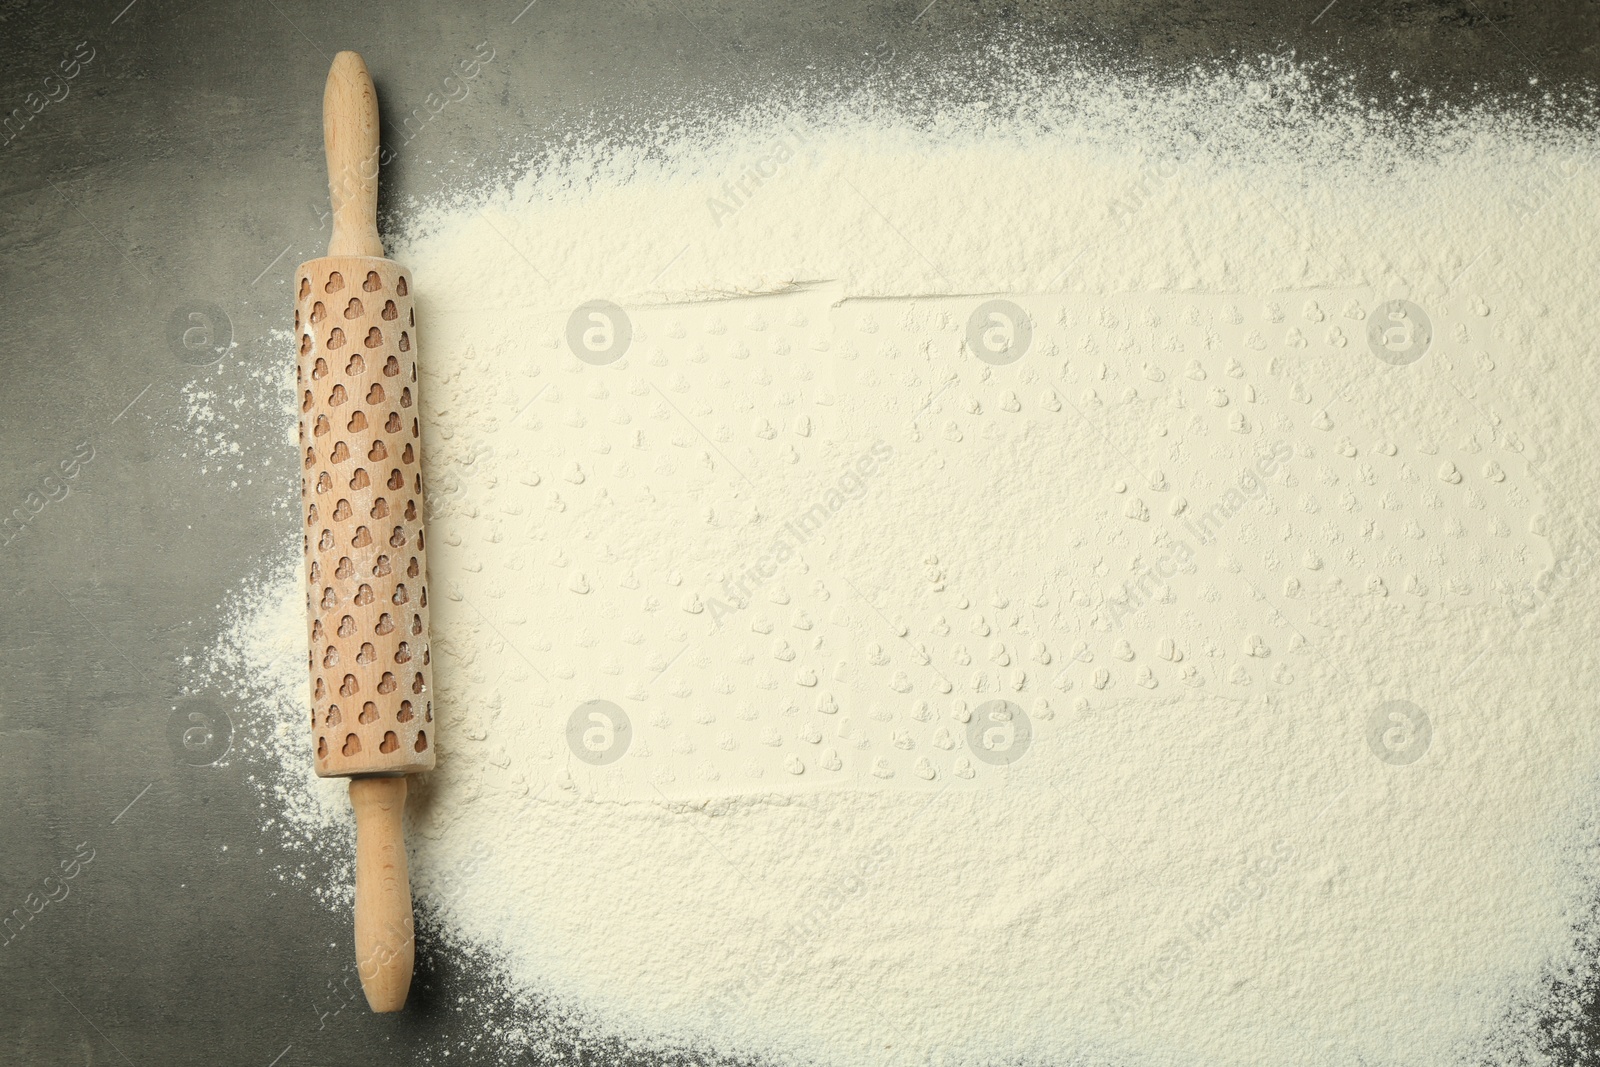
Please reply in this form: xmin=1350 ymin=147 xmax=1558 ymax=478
xmin=419 ymin=289 xmax=1552 ymax=802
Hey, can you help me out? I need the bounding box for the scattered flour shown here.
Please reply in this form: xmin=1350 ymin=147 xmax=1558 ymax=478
xmin=206 ymin=55 xmax=1600 ymax=1067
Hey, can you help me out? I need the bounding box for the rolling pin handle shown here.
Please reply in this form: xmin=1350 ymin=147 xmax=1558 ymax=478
xmin=349 ymin=775 xmax=415 ymax=1012
xmin=323 ymin=50 xmax=385 ymax=258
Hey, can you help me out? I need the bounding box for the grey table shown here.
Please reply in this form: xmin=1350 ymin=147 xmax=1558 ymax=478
xmin=2 ymin=2 xmax=1597 ymax=1064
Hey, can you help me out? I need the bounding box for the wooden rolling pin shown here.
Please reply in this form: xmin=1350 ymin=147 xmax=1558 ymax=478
xmin=295 ymin=51 xmax=434 ymax=1013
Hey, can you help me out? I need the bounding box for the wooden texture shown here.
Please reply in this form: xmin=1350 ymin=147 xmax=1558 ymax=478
xmin=297 ymin=50 xmax=433 ymax=1014
xmin=297 ymin=255 xmax=433 ymax=777
xmin=323 ymin=51 xmax=384 ymax=258
xmin=349 ymin=776 xmax=415 ymax=1012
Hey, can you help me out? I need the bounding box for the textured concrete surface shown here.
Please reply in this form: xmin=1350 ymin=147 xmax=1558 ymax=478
xmin=0 ymin=2 xmax=1596 ymax=1064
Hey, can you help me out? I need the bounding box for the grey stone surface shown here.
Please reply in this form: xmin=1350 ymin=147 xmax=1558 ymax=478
xmin=1 ymin=1 xmax=1595 ymax=1064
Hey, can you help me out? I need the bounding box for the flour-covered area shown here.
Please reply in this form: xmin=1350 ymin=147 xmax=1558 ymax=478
xmin=204 ymin=54 xmax=1600 ymax=1067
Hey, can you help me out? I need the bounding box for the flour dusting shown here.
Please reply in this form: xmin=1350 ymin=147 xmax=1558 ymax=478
xmin=201 ymin=54 xmax=1600 ymax=1067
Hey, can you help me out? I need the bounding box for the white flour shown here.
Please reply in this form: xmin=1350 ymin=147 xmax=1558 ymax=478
xmin=208 ymin=57 xmax=1600 ymax=1066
